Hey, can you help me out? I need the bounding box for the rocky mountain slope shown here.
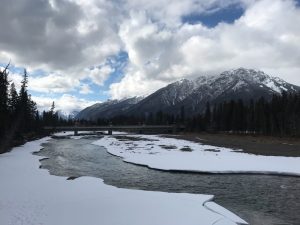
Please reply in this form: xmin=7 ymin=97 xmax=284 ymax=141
xmin=76 ymin=96 xmax=143 ymax=121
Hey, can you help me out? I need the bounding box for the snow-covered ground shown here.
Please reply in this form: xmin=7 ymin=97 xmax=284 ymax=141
xmin=0 ymin=136 xmax=247 ymax=225
xmin=93 ymin=134 xmax=300 ymax=176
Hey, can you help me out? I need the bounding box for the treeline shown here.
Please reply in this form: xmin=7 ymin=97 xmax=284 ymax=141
xmin=187 ymin=92 xmax=300 ymax=136
xmin=0 ymin=65 xmax=72 ymax=153
xmin=79 ymin=92 xmax=300 ymax=137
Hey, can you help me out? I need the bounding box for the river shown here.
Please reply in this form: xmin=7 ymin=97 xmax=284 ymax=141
xmin=35 ymin=135 xmax=300 ymax=225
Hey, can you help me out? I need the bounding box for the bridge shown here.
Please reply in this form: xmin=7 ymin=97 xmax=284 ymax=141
xmin=44 ymin=125 xmax=184 ymax=136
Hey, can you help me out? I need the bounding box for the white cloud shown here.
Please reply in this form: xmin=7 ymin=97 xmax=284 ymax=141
xmin=0 ymin=0 xmax=121 ymax=87
xmin=123 ymin=0 xmax=246 ymax=27
xmin=1 ymin=0 xmax=300 ymax=100
xmin=79 ymin=83 xmax=93 ymax=94
xmin=0 ymin=0 xmax=246 ymax=85
xmin=109 ymin=70 xmax=166 ymax=99
xmin=109 ymin=0 xmax=300 ymax=99
xmin=32 ymin=94 xmax=98 ymax=114
xmin=29 ymin=73 xmax=81 ymax=93
xmin=6 ymin=70 xmax=23 ymax=91
xmin=88 ymin=65 xmax=113 ymax=86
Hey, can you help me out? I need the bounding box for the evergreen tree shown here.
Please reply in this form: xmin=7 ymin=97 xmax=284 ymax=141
xmin=204 ymin=102 xmax=211 ymax=130
xmin=180 ymin=106 xmax=185 ymax=123
xmin=8 ymin=82 xmax=19 ymax=114
xmin=0 ymin=65 xmax=9 ymax=138
xmin=50 ymin=101 xmax=55 ymax=115
xmin=0 ymin=66 xmax=74 ymax=154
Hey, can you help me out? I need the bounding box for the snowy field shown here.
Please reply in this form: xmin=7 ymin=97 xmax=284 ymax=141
xmin=0 ymin=136 xmax=247 ymax=225
xmin=93 ymin=134 xmax=300 ymax=176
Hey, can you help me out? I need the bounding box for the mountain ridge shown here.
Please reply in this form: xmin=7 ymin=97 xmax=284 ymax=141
xmin=76 ymin=96 xmax=144 ymax=121
xmin=76 ymin=68 xmax=300 ymax=121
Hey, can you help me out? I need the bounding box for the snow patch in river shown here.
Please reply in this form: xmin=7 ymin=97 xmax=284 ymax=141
xmin=93 ymin=134 xmax=300 ymax=176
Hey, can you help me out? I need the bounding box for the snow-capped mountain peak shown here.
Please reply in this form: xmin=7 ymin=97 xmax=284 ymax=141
xmin=57 ymin=110 xmax=79 ymax=119
xmin=204 ymin=68 xmax=294 ymax=94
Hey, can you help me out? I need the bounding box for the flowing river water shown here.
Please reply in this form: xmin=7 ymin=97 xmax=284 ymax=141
xmin=35 ymin=135 xmax=300 ymax=225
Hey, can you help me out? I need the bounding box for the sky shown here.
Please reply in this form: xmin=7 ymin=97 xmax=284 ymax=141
xmin=1 ymin=0 xmax=300 ymax=114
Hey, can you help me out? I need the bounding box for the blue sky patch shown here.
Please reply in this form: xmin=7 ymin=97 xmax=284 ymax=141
xmin=0 ymin=62 xmax=47 ymax=79
xmin=104 ymin=51 xmax=128 ymax=86
xmin=182 ymin=3 xmax=245 ymax=27
xmin=0 ymin=51 xmax=129 ymax=102
xmin=79 ymin=51 xmax=129 ymax=102
xmin=1 ymin=62 xmax=25 ymax=75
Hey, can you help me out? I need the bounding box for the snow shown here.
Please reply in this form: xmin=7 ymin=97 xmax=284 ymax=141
xmin=232 ymin=80 xmax=246 ymax=91
xmin=57 ymin=110 xmax=79 ymax=119
xmin=110 ymin=131 xmax=128 ymax=135
xmin=205 ymin=202 xmax=248 ymax=225
xmin=0 ymin=137 xmax=247 ymax=225
xmin=162 ymin=79 xmax=197 ymax=105
xmin=264 ymin=79 xmax=281 ymax=93
xmin=52 ymin=131 xmax=74 ymax=136
xmin=93 ymin=134 xmax=300 ymax=176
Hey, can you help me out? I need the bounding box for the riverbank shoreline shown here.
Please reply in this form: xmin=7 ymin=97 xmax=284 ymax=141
xmin=0 ymin=131 xmax=50 ymax=155
xmin=163 ymin=133 xmax=300 ymax=157
xmin=0 ymin=135 xmax=247 ymax=225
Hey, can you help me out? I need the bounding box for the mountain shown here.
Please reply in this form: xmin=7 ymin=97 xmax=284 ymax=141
xmin=174 ymin=68 xmax=300 ymax=115
xmin=76 ymin=96 xmax=144 ymax=121
xmin=57 ymin=110 xmax=79 ymax=120
xmin=128 ymin=68 xmax=300 ymax=116
xmin=76 ymin=68 xmax=300 ymax=121
xmin=125 ymin=79 xmax=198 ymax=115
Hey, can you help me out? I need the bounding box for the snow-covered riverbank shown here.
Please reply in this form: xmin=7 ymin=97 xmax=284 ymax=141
xmin=0 ymin=136 xmax=247 ymax=225
xmin=94 ymin=134 xmax=300 ymax=176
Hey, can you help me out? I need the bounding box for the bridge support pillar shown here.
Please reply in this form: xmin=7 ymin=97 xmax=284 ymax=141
xmin=108 ymin=129 xmax=112 ymax=135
